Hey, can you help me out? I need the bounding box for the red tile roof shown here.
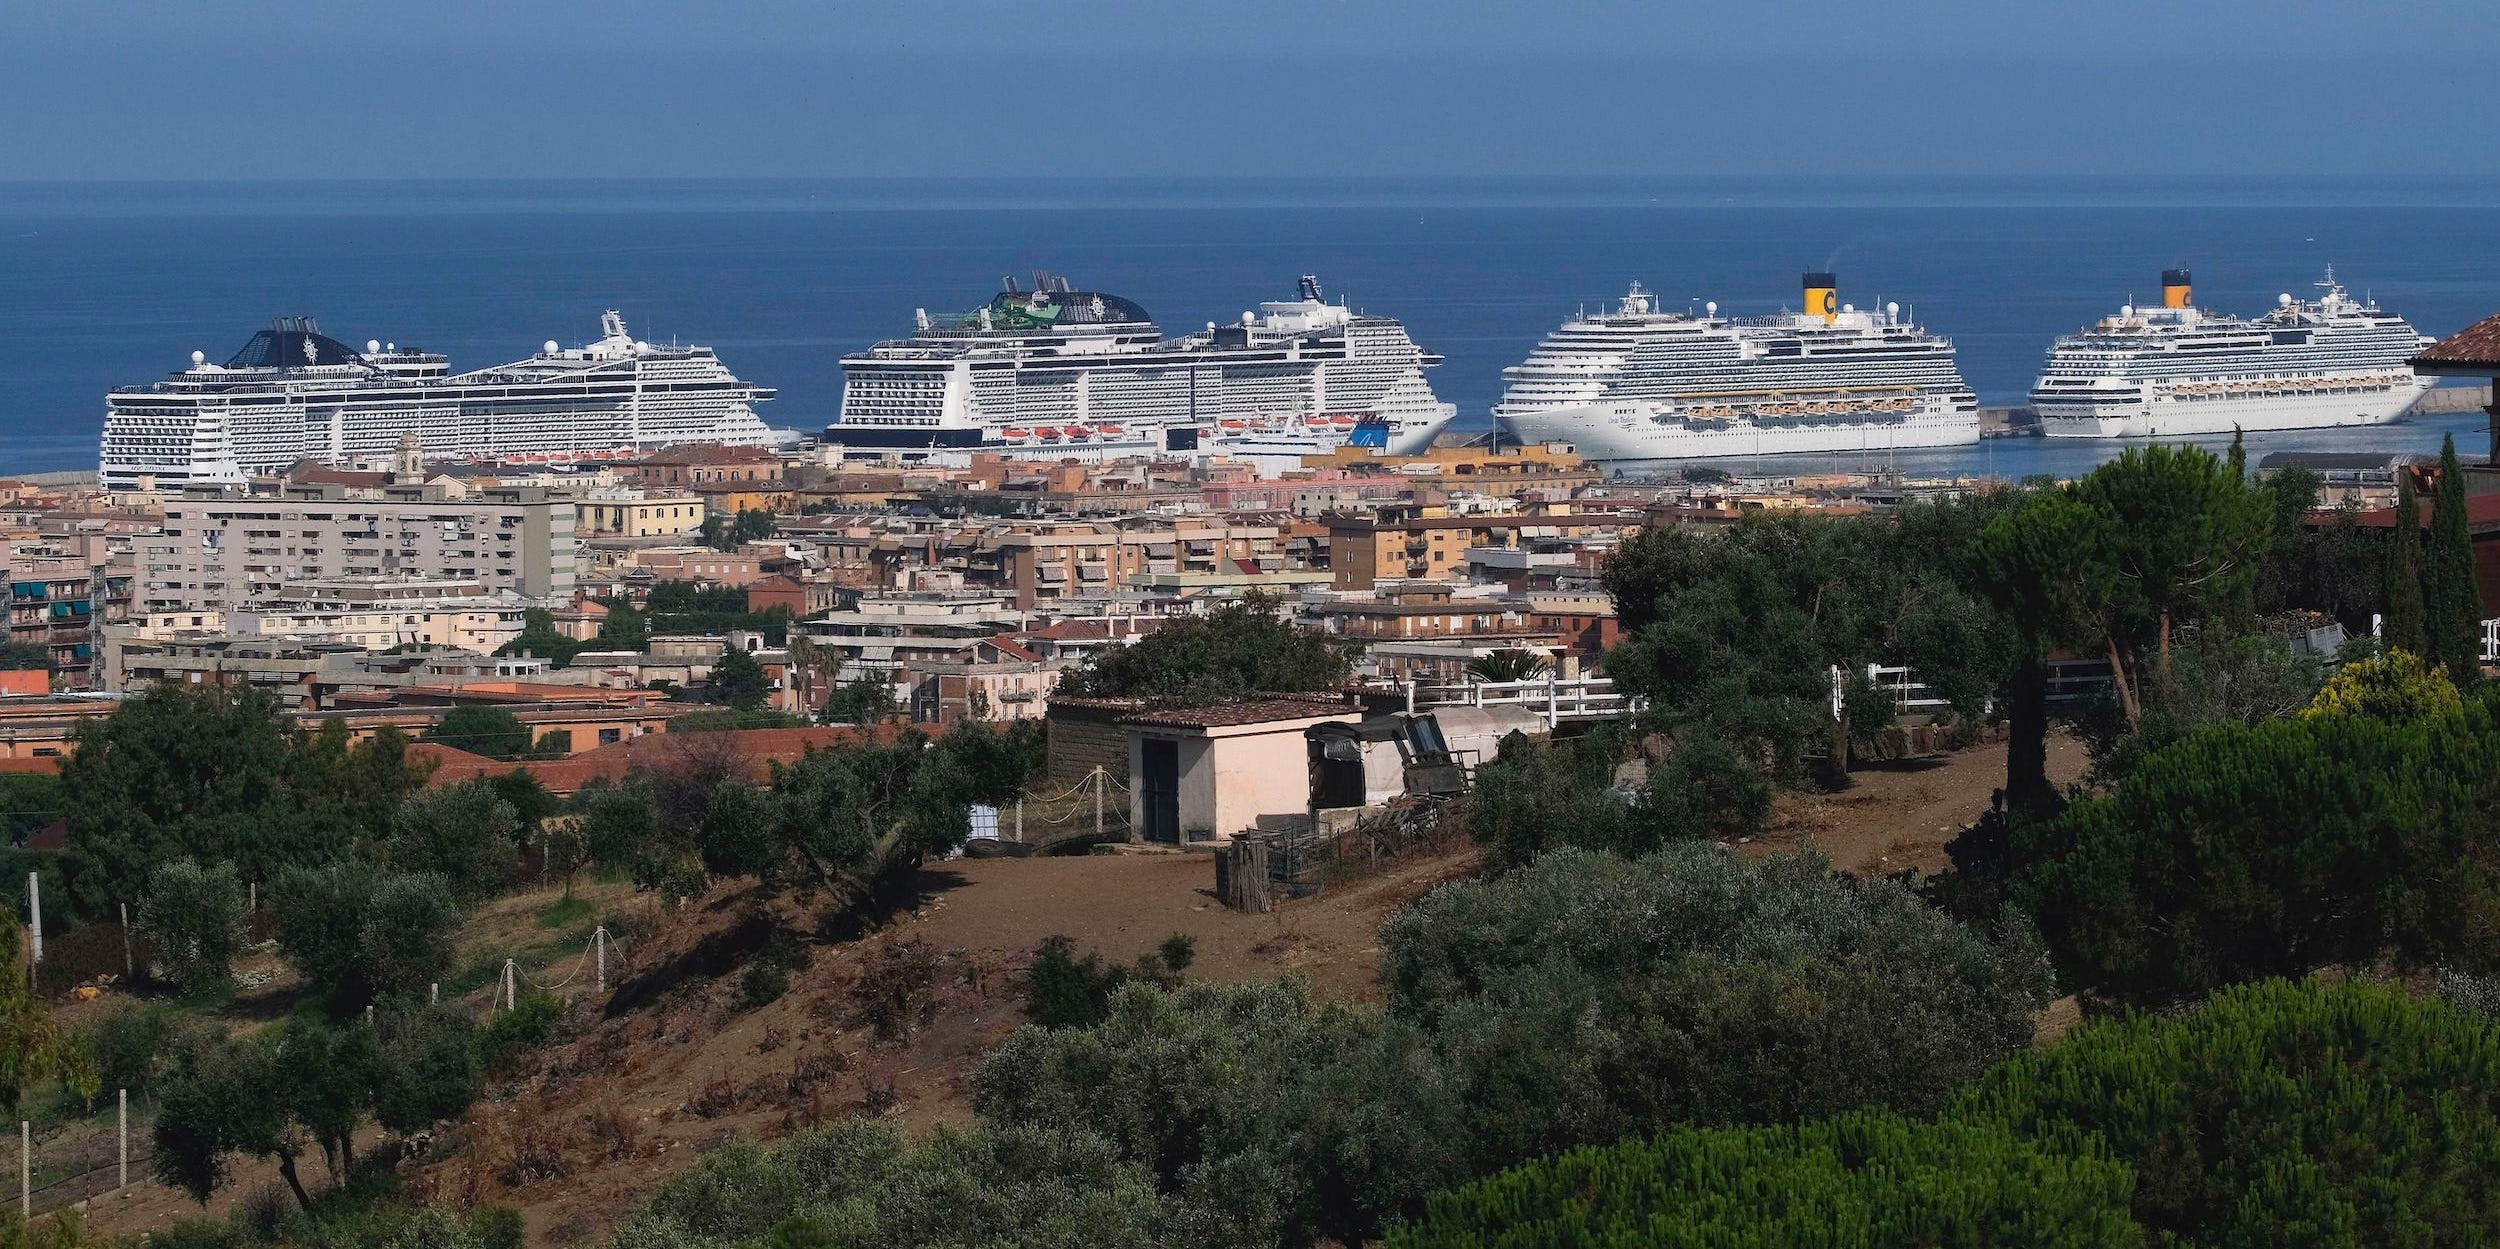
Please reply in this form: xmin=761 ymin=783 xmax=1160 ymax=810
xmin=409 ymin=741 xmax=509 ymax=784
xmin=2335 ymin=491 xmax=2500 ymax=530
xmin=2414 ymin=313 xmax=2500 ymax=373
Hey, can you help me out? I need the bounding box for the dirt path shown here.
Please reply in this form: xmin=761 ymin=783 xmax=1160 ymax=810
xmin=1755 ymin=732 xmax=2086 ymax=875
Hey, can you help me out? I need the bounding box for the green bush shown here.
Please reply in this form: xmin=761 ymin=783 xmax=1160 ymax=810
xmin=739 ymin=964 xmax=789 ymax=1009
xmin=74 ymin=1001 xmax=179 ymax=1096
xmin=1958 ymin=978 xmax=2500 ymax=1245
xmin=2014 ymin=702 xmax=2500 ymax=1005
xmin=606 ymin=1119 xmax=1181 ymax=1249
xmin=1381 ymin=846 xmax=2052 ymax=1162
xmin=1643 ymin=735 xmax=1772 ymax=842
xmin=474 ymin=993 xmax=564 ymax=1078
xmin=138 ymin=859 xmax=246 ymax=991
xmin=1021 ymin=934 xmax=1194 ymax=1030
xmin=1387 ymin=1111 xmax=2138 ymax=1249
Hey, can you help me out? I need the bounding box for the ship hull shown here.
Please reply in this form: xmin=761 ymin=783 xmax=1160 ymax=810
xmin=2037 ymin=379 xmax=2432 ymax=439
xmin=1497 ymin=400 xmax=1980 ymax=463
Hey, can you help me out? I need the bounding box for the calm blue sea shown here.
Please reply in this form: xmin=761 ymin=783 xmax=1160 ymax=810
xmin=6 ymin=176 xmax=2500 ymax=478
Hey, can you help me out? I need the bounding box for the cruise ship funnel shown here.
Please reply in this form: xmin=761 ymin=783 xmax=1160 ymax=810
xmin=1803 ymin=272 xmax=1839 ymax=323
xmin=2162 ymin=269 xmax=2193 ymax=309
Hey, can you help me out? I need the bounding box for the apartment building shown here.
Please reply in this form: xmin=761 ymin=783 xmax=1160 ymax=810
xmin=1323 ymin=503 xmax=1638 ymax=590
xmin=576 ymin=489 xmax=707 ymax=538
xmin=996 ymin=521 xmax=1288 ymax=610
xmin=5 ymin=544 xmax=133 ymax=683
xmin=227 ymin=578 xmax=530 ymax=653
xmin=142 ymin=482 xmax=578 ymax=612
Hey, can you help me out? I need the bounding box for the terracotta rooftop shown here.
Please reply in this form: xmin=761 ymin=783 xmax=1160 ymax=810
xmin=407 ymin=741 xmax=506 ymax=783
xmin=2414 ymin=313 xmax=2500 ymax=373
xmin=2330 ymin=492 xmax=2500 ymax=530
xmin=1120 ymin=697 xmax=1357 ymax=730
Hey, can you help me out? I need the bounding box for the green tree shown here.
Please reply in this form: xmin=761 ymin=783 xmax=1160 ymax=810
xmin=606 ymin=1119 xmax=1183 ymax=1249
xmin=58 ymin=685 xmax=348 ymax=907
xmin=1971 ymin=486 xmax=2111 ymax=816
xmin=0 ymin=643 xmax=50 ymax=673
xmin=708 ymin=646 xmax=771 ymax=711
xmin=1961 ymin=979 xmax=2500 ymax=1245
xmin=1388 ymin=1111 xmax=2138 ymax=1249
xmin=1461 ymin=731 xmax=1648 ymax=870
xmin=2427 ymin=434 xmax=2484 ymax=681
xmin=2014 ymin=701 xmax=2500 ymax=1005
xmin=385 ymin=779 xmax=524 ymax=903
xmin=1056 ymin=593 xmax=1355 ymax=704
xmin=485 ymin=767 xmax=562 ymax=834
xmin=271 ymin=860 xmax=461 ymax=1011
xmin=423 ymin=704 xmax=533 ymax=761
xmin=153 ymin=1028 xmax=306 ymax=1207
xmin=137 ymin=859 xmax=246 ymax=992
xmin=820 ymin=675 xmax=896 ymax=725
xmin=2385 ymin=468 xmax=2429 ymax=656
xmin=2070 ymin=443 xmax=2274 ymax=707
xmin=1461 ymin=649 xmax=1550 ymax=684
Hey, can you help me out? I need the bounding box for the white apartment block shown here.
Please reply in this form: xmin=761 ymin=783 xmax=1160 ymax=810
xmin=142 ymin=483 xmax=579 ymax=613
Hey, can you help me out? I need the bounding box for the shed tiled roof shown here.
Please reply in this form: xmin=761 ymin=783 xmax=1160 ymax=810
xmin=2413 ymin=313 xmax=2500 ymax=372
xmin=1121 ymin=697 xmax=1356 ymax=730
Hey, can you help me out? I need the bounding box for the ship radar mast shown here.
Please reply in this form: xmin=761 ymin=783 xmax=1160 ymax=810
xmin=1620 ymin=281 xmax=1652 ymax=316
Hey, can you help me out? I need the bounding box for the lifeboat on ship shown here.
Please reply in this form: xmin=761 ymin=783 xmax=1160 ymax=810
xmin=1034 ymin=426 xmax=1061 ymax=440
xmin=1219 ymin=420 xmax=1249 ymax=431
xmin=1303 ymin=415 xmax=1331 ymax=428
xmin=1096 ymin=423 xmax=1125 ymax=437
xmin=1064 ymin=425 xmax=1094 ymax=440
xmin=1000 ymin=427 xmax=1031 ymax=442
xmin=1329 ymin=414 xmax=1357 ymax=428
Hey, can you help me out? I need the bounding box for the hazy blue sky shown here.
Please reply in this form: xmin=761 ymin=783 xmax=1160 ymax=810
xmin=6 ymin=0 xmax=2497 ymax=179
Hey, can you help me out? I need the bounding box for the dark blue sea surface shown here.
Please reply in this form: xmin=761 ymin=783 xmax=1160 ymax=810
xmin=6 ymin=176 xmax=2500 ymax=476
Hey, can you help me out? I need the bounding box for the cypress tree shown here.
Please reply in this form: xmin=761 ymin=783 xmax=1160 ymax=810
xmin=2384 ymin=469 xmax=2426 ymax=657
xmin=2428 ymin=434 xmax=2484 ymax=681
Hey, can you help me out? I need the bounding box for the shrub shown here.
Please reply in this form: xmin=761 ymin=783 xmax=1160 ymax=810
xmin=1644 ymin=735 xmax=1772 ymax=842
xmin=272 ymin=861 xmax=462 ymax=1011
xmin=1958 ymin=979 xmax=2500 ymax=1245
xmin=137 ymin=859 xmax=245 ymax=991
xmin=2013 ymin=704 xmax=2500 ymax=1005
xmin=1387 ymin=1111 xmax=2137 ymax=1249
xmin=1381 ymin=847 xmax=2052 ymax=1167
xmin=740 ymin=964 xmax=790 ymax=1010
xmin=74 ymin=1001 xmax=179 ymax=1096
xmin=475 ymin=993 xmax=564 ymax=1078
xmin=2302 ymin=646 xmax=2460 ymax=722
xmin=605 ymin=1118 xmax=1181 ymax=1249
xmin=848 ymin=939 xmax=942 ymax=1041
xmin=1022 ymin=934 xmax=1195 ymax=1030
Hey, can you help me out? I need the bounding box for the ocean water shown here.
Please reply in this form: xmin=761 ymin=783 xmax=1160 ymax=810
xmin=6 ymin=176 xmax=2500 ymax=478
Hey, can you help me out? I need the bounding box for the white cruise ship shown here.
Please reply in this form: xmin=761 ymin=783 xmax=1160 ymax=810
xmin=2034 ymin=269 xmax=2434 ymax=438
xmin=99 ymin=312 xmax=777 ymax=490
xmin=1493 ymin=274 xmax=1979 ymax=463
xmin=827 ymin=275 xmax=1455 ymax=468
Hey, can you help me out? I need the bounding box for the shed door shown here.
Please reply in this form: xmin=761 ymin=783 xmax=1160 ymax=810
xmin=1141 ymin=738 xmax=1181 ymax=844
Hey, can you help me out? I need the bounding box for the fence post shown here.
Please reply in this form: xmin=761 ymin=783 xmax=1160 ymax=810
xmin=25 ymin=874 xmax=38 ymax=969
xmin=1546 ymin=669 xmax=1560 ymax=729
xmin=18 ymin=1120 xmax=26 ymax=1218
xmin=1829 ymin=664 xmax=1845 ymax=721
xmin=2373 ymin=612 xmax=2383 ymax=640
xmin=1014 ymin=799 xmax=1024 ymax=844
xmin=502 ymin=959 xmax=517 ymax=1011
xmin=117 ymin=1089 xmax=127 ymax=1191
xmin=429 ymin=982 xmax=439 ymax=1005
xmin=595 ymin=926 xmax=608 ymax=994
xmin=119 ymin=903 xmax=132 ymax=978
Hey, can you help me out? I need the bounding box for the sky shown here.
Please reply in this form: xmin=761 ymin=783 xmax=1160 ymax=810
xmin=4 ymin=0 xmax=2498 ymax=180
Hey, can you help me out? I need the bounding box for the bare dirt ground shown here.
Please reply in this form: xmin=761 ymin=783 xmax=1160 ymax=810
xmin=1755 ymin=731 xmax=2088 ymax=875
xmin=68 ymin=736 xmax=2063 ymax=1246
